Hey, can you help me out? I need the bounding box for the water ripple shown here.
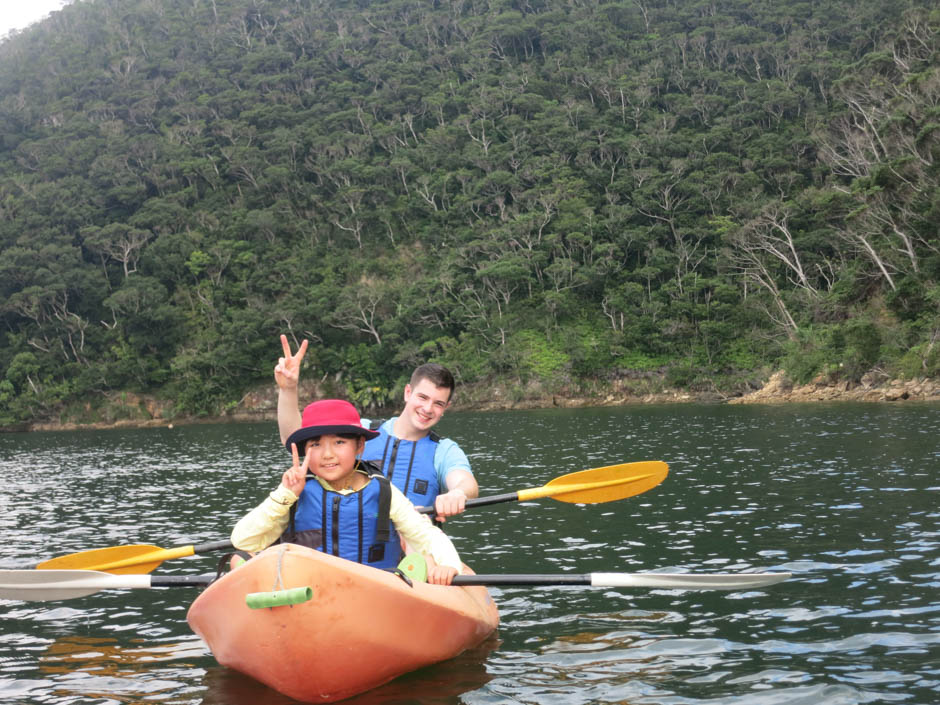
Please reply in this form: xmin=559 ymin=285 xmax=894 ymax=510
xmin=2 ymin=406 xmax=939 ymax=704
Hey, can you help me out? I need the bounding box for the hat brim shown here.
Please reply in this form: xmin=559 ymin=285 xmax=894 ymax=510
xmin=285 ymin=424 xmax=379 ymax=452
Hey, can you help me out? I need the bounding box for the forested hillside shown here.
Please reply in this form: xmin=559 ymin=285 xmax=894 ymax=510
xmin=1 ymin=0 xmax=938 ymax=426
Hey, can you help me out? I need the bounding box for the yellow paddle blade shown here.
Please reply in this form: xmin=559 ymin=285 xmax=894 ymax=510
xmin=36 ymin=544 xmax=195 ymax=575
xmin=518 ymin=461 xmax=668 ymax=504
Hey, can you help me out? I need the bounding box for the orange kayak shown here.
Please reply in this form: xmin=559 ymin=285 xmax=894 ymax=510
xmin=186 ymin=543 xmax=499 ymax=703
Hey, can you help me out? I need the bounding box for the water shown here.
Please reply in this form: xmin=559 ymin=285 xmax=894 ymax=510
xmin=1 ymin=403 xmax=938 ymax=704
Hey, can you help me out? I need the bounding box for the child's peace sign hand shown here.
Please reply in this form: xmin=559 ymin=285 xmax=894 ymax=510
xmin=281 ymin=443 xmax=308 ymax=496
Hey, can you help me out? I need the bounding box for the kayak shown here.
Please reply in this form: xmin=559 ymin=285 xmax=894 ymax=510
xmin=186 ymin=543 xmax=499 ymax=703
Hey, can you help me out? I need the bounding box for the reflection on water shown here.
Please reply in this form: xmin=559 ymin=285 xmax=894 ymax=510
xmin=39 ymin=635 xmax=206 ymax=673
xmin=2 ymin=403 xmax=939 ymax=704
xmin=199 ymin=667 xmax=300 ymax=705
xmin=1 ymin=632 xmax=208 ymax=704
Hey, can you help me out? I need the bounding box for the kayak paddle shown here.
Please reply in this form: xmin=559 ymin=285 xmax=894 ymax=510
xmin=0 ymin=568 xmax=790 ymax=602
xmin=35 ymin=539 xmax=233 ymax=575
xmin=417 ymin=460 xmax=669 ymax=513
xmin=0 ymin=570 xmax=215 ymax=601
xmin=36 ymin=461 xmax=668 ymax=575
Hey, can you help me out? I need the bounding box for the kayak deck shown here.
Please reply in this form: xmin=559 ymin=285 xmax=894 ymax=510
xmin=187 ymin=543 xmax=499 ymax=703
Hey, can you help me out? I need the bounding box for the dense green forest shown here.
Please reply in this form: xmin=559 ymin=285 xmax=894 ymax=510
xmin=1 ymin=0 xmax=938 ymax=426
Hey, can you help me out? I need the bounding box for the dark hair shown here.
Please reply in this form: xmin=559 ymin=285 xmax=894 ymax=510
xmin=296 ymin=432 xmax=365 ymax=454
xmin=409 ymin=363 xmax=455 ymax=396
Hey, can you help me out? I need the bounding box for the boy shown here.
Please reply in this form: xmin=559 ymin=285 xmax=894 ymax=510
xmin=231 ymin=399 xmax=462 ymax=585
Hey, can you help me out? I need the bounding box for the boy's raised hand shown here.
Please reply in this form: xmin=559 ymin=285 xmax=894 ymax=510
xmin=274 ymin=334 xmax=308 ymax=390
xmin=281 ymin=443 xmax=309 ymax=496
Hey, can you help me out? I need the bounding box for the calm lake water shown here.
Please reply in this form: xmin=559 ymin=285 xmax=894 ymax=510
xmin=1 ymin=403 xmax=938 ymax=704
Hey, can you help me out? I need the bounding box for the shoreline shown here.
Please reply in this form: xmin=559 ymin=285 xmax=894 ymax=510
xmin=11 ymin=371 xmax=939 ymax=433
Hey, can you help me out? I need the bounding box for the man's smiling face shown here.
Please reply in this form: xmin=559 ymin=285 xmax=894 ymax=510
xmin=401 ymin=378 xmax=451 ymax=434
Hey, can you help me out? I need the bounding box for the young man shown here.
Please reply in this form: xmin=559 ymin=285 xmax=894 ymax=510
xmin=274 ymin=335 xmax=478 ymax=519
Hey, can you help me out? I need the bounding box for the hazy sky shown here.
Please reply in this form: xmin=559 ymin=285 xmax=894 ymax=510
xmin=0 ymin=0 xmax=68 ymax=38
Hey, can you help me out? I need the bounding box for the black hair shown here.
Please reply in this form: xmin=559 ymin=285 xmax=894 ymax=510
xmin=297 ymin=432 xmax=366 ymax=454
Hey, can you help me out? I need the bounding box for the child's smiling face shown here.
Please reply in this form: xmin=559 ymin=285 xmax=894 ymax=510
xmin=305 ymin=434 xmax=365 ymax=488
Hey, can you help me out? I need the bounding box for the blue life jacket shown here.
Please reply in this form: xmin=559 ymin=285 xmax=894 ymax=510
xmin=280 ymin=461 xmax=400 ymax=570
xmin=363 ymin=424 xmax=441 ymax=506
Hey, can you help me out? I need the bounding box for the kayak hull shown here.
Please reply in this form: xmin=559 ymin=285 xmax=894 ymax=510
xmin=186 ymin=543 xmax=499 ymax=703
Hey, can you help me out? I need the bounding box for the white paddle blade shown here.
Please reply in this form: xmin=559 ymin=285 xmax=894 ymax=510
xmin=591 ymin=572 xmax=791 ymax=590
xmin=0 ymin=570 xmax=151 ymax=601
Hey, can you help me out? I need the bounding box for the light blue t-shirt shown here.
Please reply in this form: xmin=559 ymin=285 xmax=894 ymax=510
xmin=362 ymin=416 xmax=472 ymax=489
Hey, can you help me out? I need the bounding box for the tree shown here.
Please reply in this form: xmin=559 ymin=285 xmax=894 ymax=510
xmin=81 ymin=223 xmax=153 ymax=279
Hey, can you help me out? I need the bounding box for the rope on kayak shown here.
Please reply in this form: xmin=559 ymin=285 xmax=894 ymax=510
xmin=272 ymin=546 xmax=289 ymax=592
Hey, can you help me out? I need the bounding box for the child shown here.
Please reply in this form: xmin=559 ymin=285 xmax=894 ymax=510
xmin=231 ymin=399 xmax=462 ymax=585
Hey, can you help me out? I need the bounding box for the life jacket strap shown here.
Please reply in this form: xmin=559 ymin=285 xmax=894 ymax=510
xmin=373 ymin=473 xmax=392 ymax=544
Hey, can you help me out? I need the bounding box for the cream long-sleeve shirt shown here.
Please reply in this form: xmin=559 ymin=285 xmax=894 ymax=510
xmin=231 ymin=475 xmax=462 ymax=571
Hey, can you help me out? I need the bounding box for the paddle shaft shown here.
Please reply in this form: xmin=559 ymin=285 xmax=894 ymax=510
xmin=150 ymin=575 xmax=216 ymax=587
xmin=1 ymin=569 xmax=790 ymax=601
xmin=440 ymin=474 xmax=660 ymax=509
xmin=192 ymin=539 xmax=235 ymax=554
xmin=417 ymin=482 xmax=651 ymax=513
xmin=417 ymin=462 xmax=668 ymax=514
xmin=419 ymin=491 xmax=518 ymax=513
xmin=455 ymin=572 xmax=791 ymax=589
xmin=143 ymin=572 xmax=793 ymax=589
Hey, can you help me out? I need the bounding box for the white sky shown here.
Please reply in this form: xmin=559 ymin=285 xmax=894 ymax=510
xmin=0 ymin=0 xmax=70 ymax=38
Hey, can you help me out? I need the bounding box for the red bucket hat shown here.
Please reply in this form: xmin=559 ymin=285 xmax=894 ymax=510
xmin=284 ymin=399 xmax=379 ymax=452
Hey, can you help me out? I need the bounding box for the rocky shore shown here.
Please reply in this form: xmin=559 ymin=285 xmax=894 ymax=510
xmin=726 ymin=371 xmax=940 ymax=404
xmin=16 ymin=370 xmax=939 ymax=432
